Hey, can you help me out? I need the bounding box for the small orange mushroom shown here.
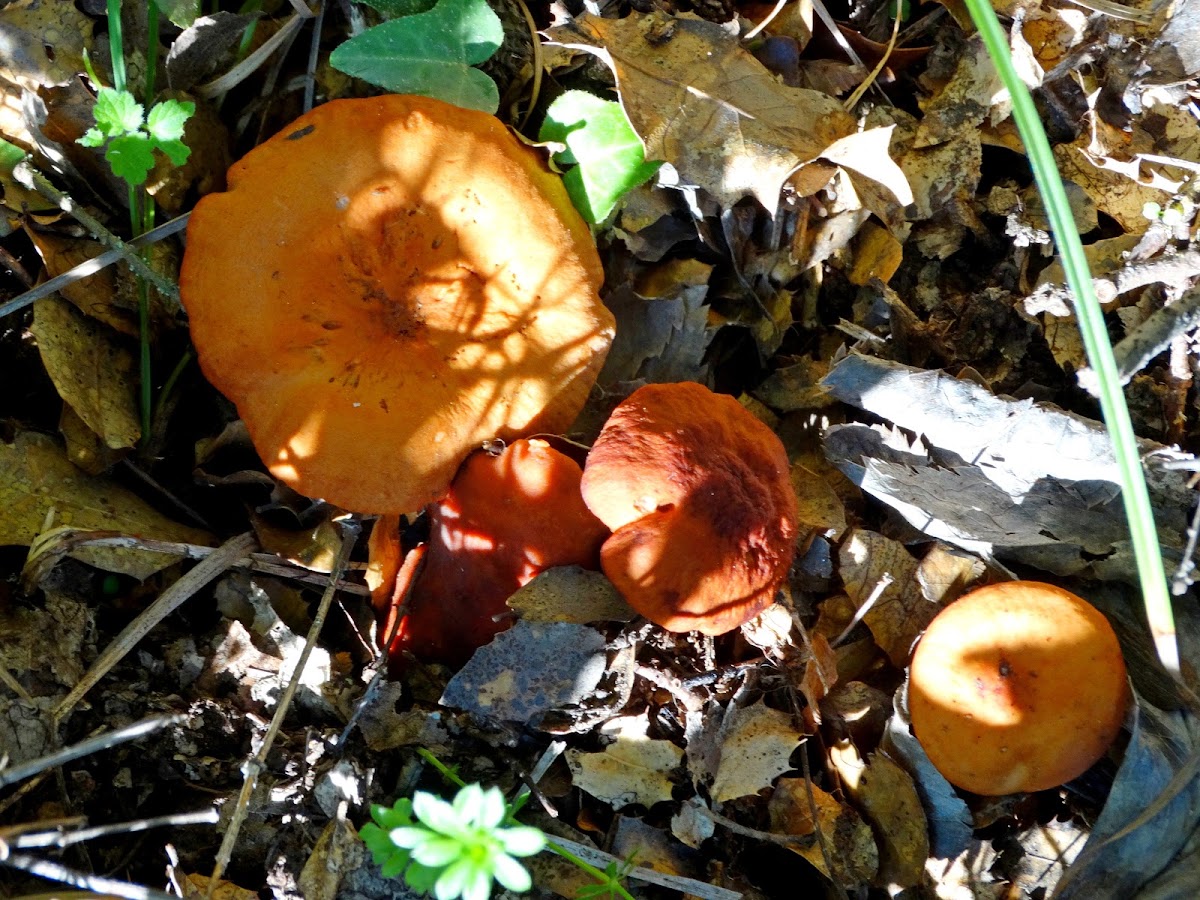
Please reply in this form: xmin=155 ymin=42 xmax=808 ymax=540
xmin=181 ymin=95 xmax=614 ymax=515
xmin=908 ymin=581 xmax=1130 ymax=795
xmin=580 ymin=382 xmax=798 ymax=635
xmin=385 ymin=438 xmax=609 ymax=668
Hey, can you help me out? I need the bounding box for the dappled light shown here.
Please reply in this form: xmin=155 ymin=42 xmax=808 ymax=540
xmin=180 ymin=96 xmax=613 ymax=516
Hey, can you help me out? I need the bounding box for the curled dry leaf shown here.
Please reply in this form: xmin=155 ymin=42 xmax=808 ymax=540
xmin=711 ymin=701 xmax=803 ymax=803
xmin=566 ymin=715 xmax=683 ymax=808
xmin=547 ymin=10 xmax=909 ymax=216
xmin=1 ymin=431 xmax=213 ymax=579
xmin=769 ymin=778 xmax=879 ymax=886
xmin=829 ymin=742 xmax=929 ymax=889
xmin=32 ymin=295 xmax=140 ymax=451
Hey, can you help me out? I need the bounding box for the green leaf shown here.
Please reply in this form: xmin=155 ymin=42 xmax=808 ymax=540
xmin=152 ymin=0 xmax=201 ymax=27
xmin=154 ymin=138 xmax=192 ymax=167
xmin=93 ymin=88 xmax=145 ymax=137
xmin=78 ymin=127 xmax=106 ymax=148
xmin=540 ymin=91 xmax=662 ymax=224
xmin=105 ymin=133 xmax=156 ymax=185
xmin=146 ymin=99 xmax=195 ymax=143
xmin=329 ymin=0 xmax=503 ymax=113
xmin=0 ymin=138 xmax=25 ymax=173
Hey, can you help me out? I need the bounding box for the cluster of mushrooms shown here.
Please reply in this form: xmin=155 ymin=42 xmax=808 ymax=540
xmin=180 ymin=95 xmax=1131 ymax=798
xmin=181 ymin=95 xmax=800 ymax=665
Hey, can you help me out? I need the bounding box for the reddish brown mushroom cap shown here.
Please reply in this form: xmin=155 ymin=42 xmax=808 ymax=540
xmin=181 ymin=95 xmax=614 ymax=514
xmin=391 ymin=438 xmax=609 ymax=667
xmin=581 ymin=382 xmax=798 ymax=635
xmin=908 ymin=581 xmax=1130 ymax=796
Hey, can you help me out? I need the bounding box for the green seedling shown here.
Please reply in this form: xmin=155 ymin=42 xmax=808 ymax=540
xmin=330 ymin=0 xmax=503 ymax=113
xmin=78 ymin=88 xmax=195 ymax=188
xmin=539 ymin=91 xmax=662 ymax=225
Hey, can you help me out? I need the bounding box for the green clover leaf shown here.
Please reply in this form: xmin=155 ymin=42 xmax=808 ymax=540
xmin=93 ymin=87 xmax=145 ymax=137
xmin=105 ymin=133 xmax=156 ymax=185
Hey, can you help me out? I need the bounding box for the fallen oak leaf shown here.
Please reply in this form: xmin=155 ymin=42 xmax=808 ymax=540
xmin=546 ymin=10 xmax=911 ymax=216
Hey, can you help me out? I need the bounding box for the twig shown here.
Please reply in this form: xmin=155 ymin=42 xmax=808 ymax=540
xmin=9 ymin=808 xmax=217 ymax=849
xmin=206 ymin=518 xmax=361 ymax=898
xmin=844 ymin=6 xmax=901 ymax=111
xmin=743 ymin=0 xmax=788 ymax=41
xmin=1077 ymin=281 xmax=1200 ymax=392
xmin=690 ymin=803 xmax=813 ymax=850
xmin=0 ymin=214 xmax=189 ymax=321
xmin=52 ymin=532 xmax=259 ymax=724
xmin=10 ymin=163 xmax=181 ymax=302
xmin=303 ymin=0 xmax=326 ymax=113
xmin=514 ymin=0 xmax=543 ymax=131
xmin=546 ymin=835 xmax=743 ymax=900
xmin=0 ymin=852 xmax=180 ymax=900
xmin=832 ymin=572 xmax=893 ymax=647
xmin=0 ymin=715 xmax=183 ymax=789
xmin=196 ymin=11 xmax=310 ymax=99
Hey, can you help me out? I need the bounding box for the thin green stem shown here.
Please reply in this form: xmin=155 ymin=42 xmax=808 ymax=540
xmin=963 ymin=0 xmax=1177 ymax=671
xmin=145 ymin=0 xmax=160 ymax=100
xmin=544 ymin=842 xmax=637 ymax=900
xmin=416 ymin=747 xmax=468 ymax=789
xmin=106 ymin=0 xmax=126 ymax=92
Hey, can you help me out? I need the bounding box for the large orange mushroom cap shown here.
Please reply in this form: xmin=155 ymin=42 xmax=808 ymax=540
xmin=181 ymin=95 xmax=614 ymax=514
xmin=908 ymin=581 xmax=1130 ymax=796
xmin=580 ymin=382 xmax=799 ymax=635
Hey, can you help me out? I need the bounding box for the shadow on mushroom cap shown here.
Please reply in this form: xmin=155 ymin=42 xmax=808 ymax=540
xmin=181 ymin=96 xmax=614 ymax=514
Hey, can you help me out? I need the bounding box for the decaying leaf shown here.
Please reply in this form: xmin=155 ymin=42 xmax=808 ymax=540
xmin=790 ymin=463 xmax=848 ymax=538
xmin=31 ymin=295 xmax=140 ymax=450
xmin=838 ymin=529 xmax=932 ymax=668
xmin=1053 ymin=698 xmax=1200 ymax=898
xmin=0 ymin=0 xmax=93 ymax=90
xmin=711 ymin=701 xmax=803 ymax=802
xmin=506 ymin=565 xmax=634 ymax=624
xmin=830 ymin=741 xmax=929 ymax=889
xmin=598 ymin=282 xmax=714 ymax=387
xmin=769 ymin=778 xmax=879 ymax=886
xmin=822 ymin=353 xmax=1193 ymax=582
xmin=547 ymin=10 xmax=909 ymax=213
xmin=0 ymin=592 xmax=89 ymax=695
xmin=567 ymin=715 xmax=683 ymax=808
xmin=297 ymin=816 xmax=363 ymax=900
xmin=439 ymin=620 xmax=607 ymax=724
xmin=0 ymin=431 xmax=213 ymax=578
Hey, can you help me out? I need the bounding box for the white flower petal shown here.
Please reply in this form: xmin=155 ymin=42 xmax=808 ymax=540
xmin=414 ymin=792 xmax=463 ymax=836
xmin=388 ymin=826 xmax=430 ymax=849
xmin=452 ymin=784 xmax=485 ymax=820
xmin=500 ymin=826 xmax=547 ymax=857
xmin=476 ymin=786 xmax=507 ymax=829
xmin=461 ymin=866 xmax=493 ymax=900
xmin=435 ymin=859 xmax=473 ymax=900
xmin=492 ymin=853 xmax=532 ymax=892
xmin=411 ymin=836 xmax=463 ymax=868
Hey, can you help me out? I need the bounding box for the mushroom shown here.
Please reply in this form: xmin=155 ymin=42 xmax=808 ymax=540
xmin=580 ymin=382 xmax=798 ymax=635
xmin=907 ymin=580 xmax=1130 ymax=795
xmin=180 ymin=95 xmax=614 ymax=515
xmin=387 ymin=438 xmax=609 ymax=667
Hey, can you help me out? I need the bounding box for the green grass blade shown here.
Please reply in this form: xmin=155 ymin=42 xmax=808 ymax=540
xmin=962 ymin=0 xmax=1178 ymax=672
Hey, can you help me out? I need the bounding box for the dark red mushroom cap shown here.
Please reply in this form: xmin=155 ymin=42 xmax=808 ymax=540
xmin=581 ymin=382 xmax=799 ymax=634
xmin=391 ymin=438 xmax=609 ymax=666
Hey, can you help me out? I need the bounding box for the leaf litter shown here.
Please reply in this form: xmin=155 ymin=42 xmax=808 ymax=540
xmin=1 ymin=0 xmax=1200 ymax=897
